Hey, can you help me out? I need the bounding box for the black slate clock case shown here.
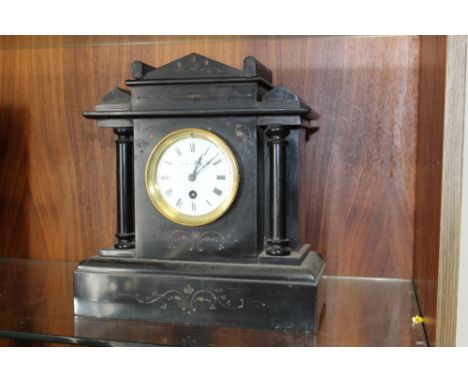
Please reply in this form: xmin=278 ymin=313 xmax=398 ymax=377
xmin=73 ymin=53 xmax=326 ymax=331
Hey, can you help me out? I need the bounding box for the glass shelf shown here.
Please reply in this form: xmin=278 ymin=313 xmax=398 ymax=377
xmin=0 ymin=257 xmax=426 ymax=346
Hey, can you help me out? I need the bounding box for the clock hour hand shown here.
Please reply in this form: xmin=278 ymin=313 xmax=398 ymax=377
xmin=188 ymin=153 xmax=204 ymax=181
xmin=194 ymin=153 xmax=219 ymax=177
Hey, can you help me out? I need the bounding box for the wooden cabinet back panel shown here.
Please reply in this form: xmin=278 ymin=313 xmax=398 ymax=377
xmin=0 ymin=36 xmax=419 ymax=278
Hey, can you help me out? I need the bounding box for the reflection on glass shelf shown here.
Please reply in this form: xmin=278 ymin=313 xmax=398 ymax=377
xmin=0 ymin=257 xmax=426 ymax=346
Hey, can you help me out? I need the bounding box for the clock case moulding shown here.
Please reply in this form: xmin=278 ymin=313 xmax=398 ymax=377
xmin=73 ymin=53 xmax=326 ymax=332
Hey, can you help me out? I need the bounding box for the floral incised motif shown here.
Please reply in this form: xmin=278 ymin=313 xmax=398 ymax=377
xmin=117 ymin=283 xmax=266 ymax=314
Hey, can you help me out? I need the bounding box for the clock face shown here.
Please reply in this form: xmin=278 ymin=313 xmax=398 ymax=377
xmin=145 ymin=128 xmax=239 ymax=226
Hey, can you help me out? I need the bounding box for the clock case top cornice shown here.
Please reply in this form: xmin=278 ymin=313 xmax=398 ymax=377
xmin=83 ymin=53 xmax=319 ymax=124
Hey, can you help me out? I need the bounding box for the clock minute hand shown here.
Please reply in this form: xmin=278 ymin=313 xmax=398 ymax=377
xmin=194 ymin=153 xmax=219 ymax=177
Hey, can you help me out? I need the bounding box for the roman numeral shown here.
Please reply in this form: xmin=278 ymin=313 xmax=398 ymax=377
xmin=165 ymin=188 xmax=173 ymax=197
xmin=206 ymin=200 xmax=212 ymax=206
xmin=175 ymin=147 xmax=182 ymax=155
xmin=192 ymin=202 xmax=196 ymax=211
xmin=217 ymin=175 xmax=226 ymax=180
xmin=176 ymin=198 xmax=182 ymax=208
xmin=213 ymin=187 xmax=223 ymax=196
xmin=213 ymin=159 xmax=222 ymax=166
xmin=190 ymin=143 xmax=195 ymax=152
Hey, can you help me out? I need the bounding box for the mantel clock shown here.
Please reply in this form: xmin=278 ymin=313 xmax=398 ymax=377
xmin=74 ymin=53 xmax=326 ymax=331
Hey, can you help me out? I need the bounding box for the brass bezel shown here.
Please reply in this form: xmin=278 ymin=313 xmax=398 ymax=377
xmin=145 ymin=128 xmax=240 ymax=227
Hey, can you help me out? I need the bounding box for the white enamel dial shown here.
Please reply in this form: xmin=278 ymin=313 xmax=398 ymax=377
xmin=145 ymin=129 xmax=239 ymax=226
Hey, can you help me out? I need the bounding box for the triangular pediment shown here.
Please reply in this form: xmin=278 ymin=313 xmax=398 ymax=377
xmin=143 ymin=53 xmax=245 ymax=79
xmin=262 ymin=85 xmax=299 ymax=102
xmin=95 ymin=87 xmax=131 ymax=111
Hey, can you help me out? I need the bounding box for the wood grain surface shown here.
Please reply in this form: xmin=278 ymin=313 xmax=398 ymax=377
xmin=302 ymin=37 xmax=419 ymax=278
xmin=413 ymin=36 xmax=446 ymax=346
xmin=435 ymin=36 xmax=466 ymax=346
xmin=0 ymin=36 xmax=419 ymax=278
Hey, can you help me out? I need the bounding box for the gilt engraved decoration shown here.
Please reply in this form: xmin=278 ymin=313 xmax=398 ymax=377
xmin=164 ymin=230 xmax=237 ymax=252
xmin=172 ymin=55 xmax=236 ymax=76
xmin=116 ymin=283 xmax=266 ymax=314
xmin=226 ymin=121 xmax=255 ymax=154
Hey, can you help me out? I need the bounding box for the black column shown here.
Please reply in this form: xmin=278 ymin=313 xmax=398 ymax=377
xmin=266 ymin=125 xmax=291 ymax=256
xmin=114 ymin=127 xmax=135 ymax=249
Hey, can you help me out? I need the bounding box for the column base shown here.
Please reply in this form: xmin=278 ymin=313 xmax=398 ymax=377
xmin=266 ymin=238 xmax=291 ymax=256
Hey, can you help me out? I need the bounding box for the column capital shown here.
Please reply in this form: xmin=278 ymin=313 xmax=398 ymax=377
xmin=266 ymin=125 xmax=290 ymax=143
